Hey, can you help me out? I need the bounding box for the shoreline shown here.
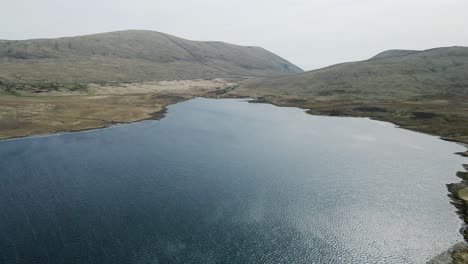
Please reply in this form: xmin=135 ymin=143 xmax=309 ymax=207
xmin=0 ymin=79 xmax=237 ymax=141
xmin=1 ymin=79 xmax=467 ymax=145
xmin=227 ymin=95 xmax=468 ymax=146
xmin=0 ymin=97 xmax=176 ymax=141
xmin=0 ymin=106 xmax=168 ymax=142
xmin=3 ymin=95 xmax=468 ymax=148
xmin=445 ymin=163 xmax=468 ymax=263
xmin=1 ymin=94 xmax=467 ymax=262
xmin=245 ymin=96 xmax=468 ymax=145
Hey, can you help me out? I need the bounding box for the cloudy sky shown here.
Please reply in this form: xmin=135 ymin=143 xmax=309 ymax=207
xmin=2 ymin=0 xmax=467 ymax=70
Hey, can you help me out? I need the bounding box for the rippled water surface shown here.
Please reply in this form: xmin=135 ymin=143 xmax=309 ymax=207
xmin=0 ymin=98 xmax=466 ymax=264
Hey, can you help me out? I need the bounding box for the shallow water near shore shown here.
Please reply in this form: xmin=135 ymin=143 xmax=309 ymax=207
xmin=0 ymin=98 xmax=466 ymax=264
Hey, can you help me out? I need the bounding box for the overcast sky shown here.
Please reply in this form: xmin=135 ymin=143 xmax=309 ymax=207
xmin=2 ymin=0 xmax=468 ymax=70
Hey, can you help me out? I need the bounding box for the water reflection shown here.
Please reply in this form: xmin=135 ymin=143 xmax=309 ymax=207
xmin=0 ymin=98 xmax=466 ymax=264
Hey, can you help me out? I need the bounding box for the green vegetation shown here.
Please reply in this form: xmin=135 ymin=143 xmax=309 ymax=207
xmin=0 ymin=30 xmax=466 ymax=263
xmin=369 ymin=49 xmax=419 ymax=60
xmin=230 ymin=46 xmax=468 ymax=144
xmin=238 ymin=46 xmax=468 ymax=100
xmin=0 ymin=30 xmax=302 ymax=92
xmin=0 ymin=79 xmax=88 ymax=94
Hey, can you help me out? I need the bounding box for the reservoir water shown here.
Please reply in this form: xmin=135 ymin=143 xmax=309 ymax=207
xmin=0 ymin=98 xmax=466 ymax=264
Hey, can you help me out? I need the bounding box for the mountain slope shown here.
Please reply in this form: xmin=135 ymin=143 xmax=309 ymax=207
xmin=369 ymin=49 xmax=419 ymax=60
xmin=232 ymin=46 xmax=468 ymax=144
xmin=0 ymin=30 xmax=302 ymax=89
xmin=239 ymin=46 xmax=468 ymax=99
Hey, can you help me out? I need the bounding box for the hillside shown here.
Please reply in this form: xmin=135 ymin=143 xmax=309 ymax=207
xmin=238 ymin=46 xmax=468 ymax=99
xmin=230 ymin=46 xmax=468 ymax=143
xmin=0 ymin=30 xmax=302 ymax=91
xmin=369 ymin=49 xmax=419 ymax=60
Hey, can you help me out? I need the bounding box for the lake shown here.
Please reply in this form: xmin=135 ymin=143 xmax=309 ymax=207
xmin=0 ymin=98 xmax=465 ymax=264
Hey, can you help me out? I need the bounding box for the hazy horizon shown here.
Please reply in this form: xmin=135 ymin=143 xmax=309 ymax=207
xmin=2 ymin=0 xmax=468 ymax=70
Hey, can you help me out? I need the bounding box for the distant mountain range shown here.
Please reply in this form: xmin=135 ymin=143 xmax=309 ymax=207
xmin=240 ymin=46 xmax=468 ymax=99
xmin=0 ymin=30 xmax=466 ymax=143
xmin=2 ymin=30 xmax=467 ymax=100
xmin=0 ymin=30 xmax=302 ymax=90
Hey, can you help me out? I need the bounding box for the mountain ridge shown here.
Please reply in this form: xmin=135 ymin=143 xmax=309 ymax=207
xmin=228 ymin=45 xmax=468 ymax=144
xmin=370 ymin=49 xmax=420 ymax=60
xmin=0 ymin=30 xmax=302 ymax=90
xmin=239 ymin=46 xmax=468 ymax=99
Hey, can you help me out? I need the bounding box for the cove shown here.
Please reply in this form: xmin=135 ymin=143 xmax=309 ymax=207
xmin=0 ymin=98 xmax=466 ymax=264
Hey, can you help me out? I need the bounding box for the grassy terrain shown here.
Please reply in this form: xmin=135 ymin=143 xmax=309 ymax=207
xmin=238 ymin=46 xmax=468 ymax=99
xmin=369 ymin=49 xmax=419 ymax=60
xmin=0 ymin=79 xmax=236 ymax=140
xmin=0 ymin=30 xmax=302 ymax=139
xmin=0 ymin=30 xmax=302 ymax=93
xmin=229 ymin=46 xmax=468 ymax=144
xmin=0 ymin=32 xmax=467 ymax=263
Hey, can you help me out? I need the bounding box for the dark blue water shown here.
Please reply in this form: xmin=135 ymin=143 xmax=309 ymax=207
xmin=0 ymin=98 xmax=465 ymax=264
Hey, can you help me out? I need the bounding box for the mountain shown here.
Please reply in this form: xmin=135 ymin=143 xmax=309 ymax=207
xmin=239 ymin=46 xmax=468 ymax=99
xmin=369 ymin=49 xmax=419 ymax=60
xmin=0 ymin=30 xmax=302 ymax=89
xmin=232 ymin=46 xmax=468 ymax=144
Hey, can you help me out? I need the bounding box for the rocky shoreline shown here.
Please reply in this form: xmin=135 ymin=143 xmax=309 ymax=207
xmin=443 ymin=163 xmax=468 ymax=264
